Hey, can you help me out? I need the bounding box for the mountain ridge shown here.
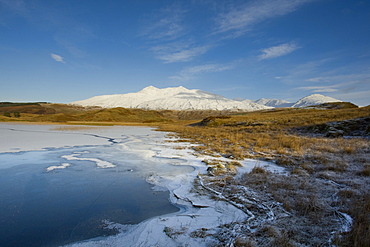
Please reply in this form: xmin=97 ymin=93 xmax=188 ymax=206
xmin=254 ymin=98 xmax=293 ymax=108
xmin=71 ymin=86 xmax=342 ymax=111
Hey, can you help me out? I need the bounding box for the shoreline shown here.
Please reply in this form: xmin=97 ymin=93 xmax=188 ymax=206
xmin=67 ymin=130 xmax=281 ymax=247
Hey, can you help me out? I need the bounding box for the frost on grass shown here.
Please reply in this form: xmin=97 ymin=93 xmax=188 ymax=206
xmin=194 ymin=170 xmax=347 ymax=246
xmin=190 ymin=139 xmax=370 ymax=246
xmin=157 ymin=137 xmax=369 ymax=246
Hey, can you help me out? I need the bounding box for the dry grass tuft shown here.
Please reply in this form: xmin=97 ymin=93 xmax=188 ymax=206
xmin=233 ymin=237 xmax=257 ymax=247
xmin=50 ymin=126 xmax=101 ymax=131
xmin=202 ymin=159 xmax=242 ymax=176
xmin=250 ymin=166 xmax=268 ymax=174
xmin=340 ymin=193 xmax=370 ymax=247
xmin=357 ymin=164 xmax=370 ymax=176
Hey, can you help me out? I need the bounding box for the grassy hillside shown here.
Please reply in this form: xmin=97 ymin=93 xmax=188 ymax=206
xmin=0 ymin=103 xmax=171 ymax=124
xmin=0 ymin=102 xmax=55 ymax=115
xmin=159 ymin=105 xmax=370 ymax=159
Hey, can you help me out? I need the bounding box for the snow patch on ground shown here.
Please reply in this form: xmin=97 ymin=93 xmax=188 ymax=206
xmin=337 ymin=211 xmax=353 ymax=233
xmin=237 ymin=159 xmax=286 ymax=175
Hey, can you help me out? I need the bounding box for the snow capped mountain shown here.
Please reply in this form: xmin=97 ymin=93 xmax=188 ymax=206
xmin=71 ymin=86 xmax=271 ymax=111
xmin=71 ymin=86 xmax=342 ymax=111
xmin=292 ymin=94 xmax=342 ymax=108
xmin=254 ymin=98 xmax=293 ymax=108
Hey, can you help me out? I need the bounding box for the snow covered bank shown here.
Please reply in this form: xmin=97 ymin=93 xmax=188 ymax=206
xmin=67 ymin=153 xmax=246 ymax=246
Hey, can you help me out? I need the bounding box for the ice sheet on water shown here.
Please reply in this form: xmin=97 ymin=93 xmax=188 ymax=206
xmin=62 ymin=153 xmax=116 ymax=168
xmin=0 ymin=123 xmax=158 ymax=153
xmin=0 ymin=124 xmax=187 ymax=246
xmin=0 ymin=123 xmax=288 ymax=247
xmin=46 ymin=162 xmax=72 ymax=172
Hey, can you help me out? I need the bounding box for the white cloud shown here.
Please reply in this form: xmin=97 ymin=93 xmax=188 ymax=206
xmin=141 ymin=4 xmax=187 ymax=41
xmin=258 ymin=43 xmax=299 ymax=60
xmin=170 ymin=63 xmax=233 ymax=81
xmin=296 ymin=86 xmax=338 ymax=93
xmin=158 ymin=45 xmax=211 ymax=63
xmin=295 ymin=74 xmax=370 ymax=102
xmin=278 ymin=58 xmax=333 ymax=84
xmin=0 ymin=0 xmax=27 ymax=14
xmin=215 ymin=0 xmax=315 ymax=37
xmin=334 ymin=90 xmax=370 ymax=106
xmin=305 ymin=73 xmax=370 ymax=83
xmin=141 ymin=4 xmax=214 ymax=63
xmin=50 ymin=53 xmax=65 ymax=63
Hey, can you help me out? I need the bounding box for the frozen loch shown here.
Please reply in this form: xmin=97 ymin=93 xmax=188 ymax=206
xmin=0 ymin=123 xmax=194 ymax=246
xmin=0 ymin=123 xmax=275 ymax=247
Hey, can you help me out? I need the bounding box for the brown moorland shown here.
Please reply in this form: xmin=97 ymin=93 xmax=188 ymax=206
xmin=159 ymin=104 xmax=370 ymax=246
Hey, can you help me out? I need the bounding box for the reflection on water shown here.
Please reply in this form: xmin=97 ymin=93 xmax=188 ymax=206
xmin=0 ymin=143 xmax=189 ymax=247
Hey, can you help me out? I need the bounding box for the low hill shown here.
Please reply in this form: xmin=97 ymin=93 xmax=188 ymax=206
xmin=34 ymin=107 xmax=170 ymax=123
xmin=0 ymin=102 xmax=55 ymax=115
xmin=306 ymin=102 xmax=358 ymax=109
xmin=0 ymin=103 xmax=171 ymax=124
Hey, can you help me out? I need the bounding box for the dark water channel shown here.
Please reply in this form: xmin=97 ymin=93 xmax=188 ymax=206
xmin=0 ymin=146 xmax=181 ymax=247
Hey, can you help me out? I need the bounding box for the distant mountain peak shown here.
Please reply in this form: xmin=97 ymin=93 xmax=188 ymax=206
xmin=71 ymin=86 xmax=271 ymax=111
xmin=140 ymin=85 xmax=158 ymax=91
xmin=292 ymin=94 xmax=341 ymax=108
xmin=139 ymin=85 xmax=190 ymax=95
xmin=254 ymin=98 xmax=292 ymax=108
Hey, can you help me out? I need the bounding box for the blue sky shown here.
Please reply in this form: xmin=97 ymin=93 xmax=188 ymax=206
xmin=1 ymin=0 xmax=369 ymax=106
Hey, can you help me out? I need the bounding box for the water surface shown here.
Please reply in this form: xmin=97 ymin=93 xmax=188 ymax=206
xmin=0 ymin=124 xmax=191 ymax=246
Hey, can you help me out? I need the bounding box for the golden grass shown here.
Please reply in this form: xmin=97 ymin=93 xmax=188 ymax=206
xmin=50 ymin=126 xmax=103 ymax=131
xmin=1 ymin=104 xmax=173 ymax=125
xmin=158 ymin=107 xmax=370 ymax=162
xmin=159 ymin=107 xmax=370 ymax=246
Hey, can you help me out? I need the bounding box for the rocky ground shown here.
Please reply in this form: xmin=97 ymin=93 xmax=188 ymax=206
xmin=294 ymin=117 xmax=370 ymax=138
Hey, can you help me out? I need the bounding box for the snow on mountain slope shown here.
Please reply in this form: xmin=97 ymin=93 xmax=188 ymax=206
xmin=71 ymin=86 xmax=343 ymax=111
xmin=292 ymin=94 xmax=342 ymax=108
xmin=71 ymin=86 xmax=271 ymax=111
xmin=254 ymin=98 xmax=293 ymax=108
